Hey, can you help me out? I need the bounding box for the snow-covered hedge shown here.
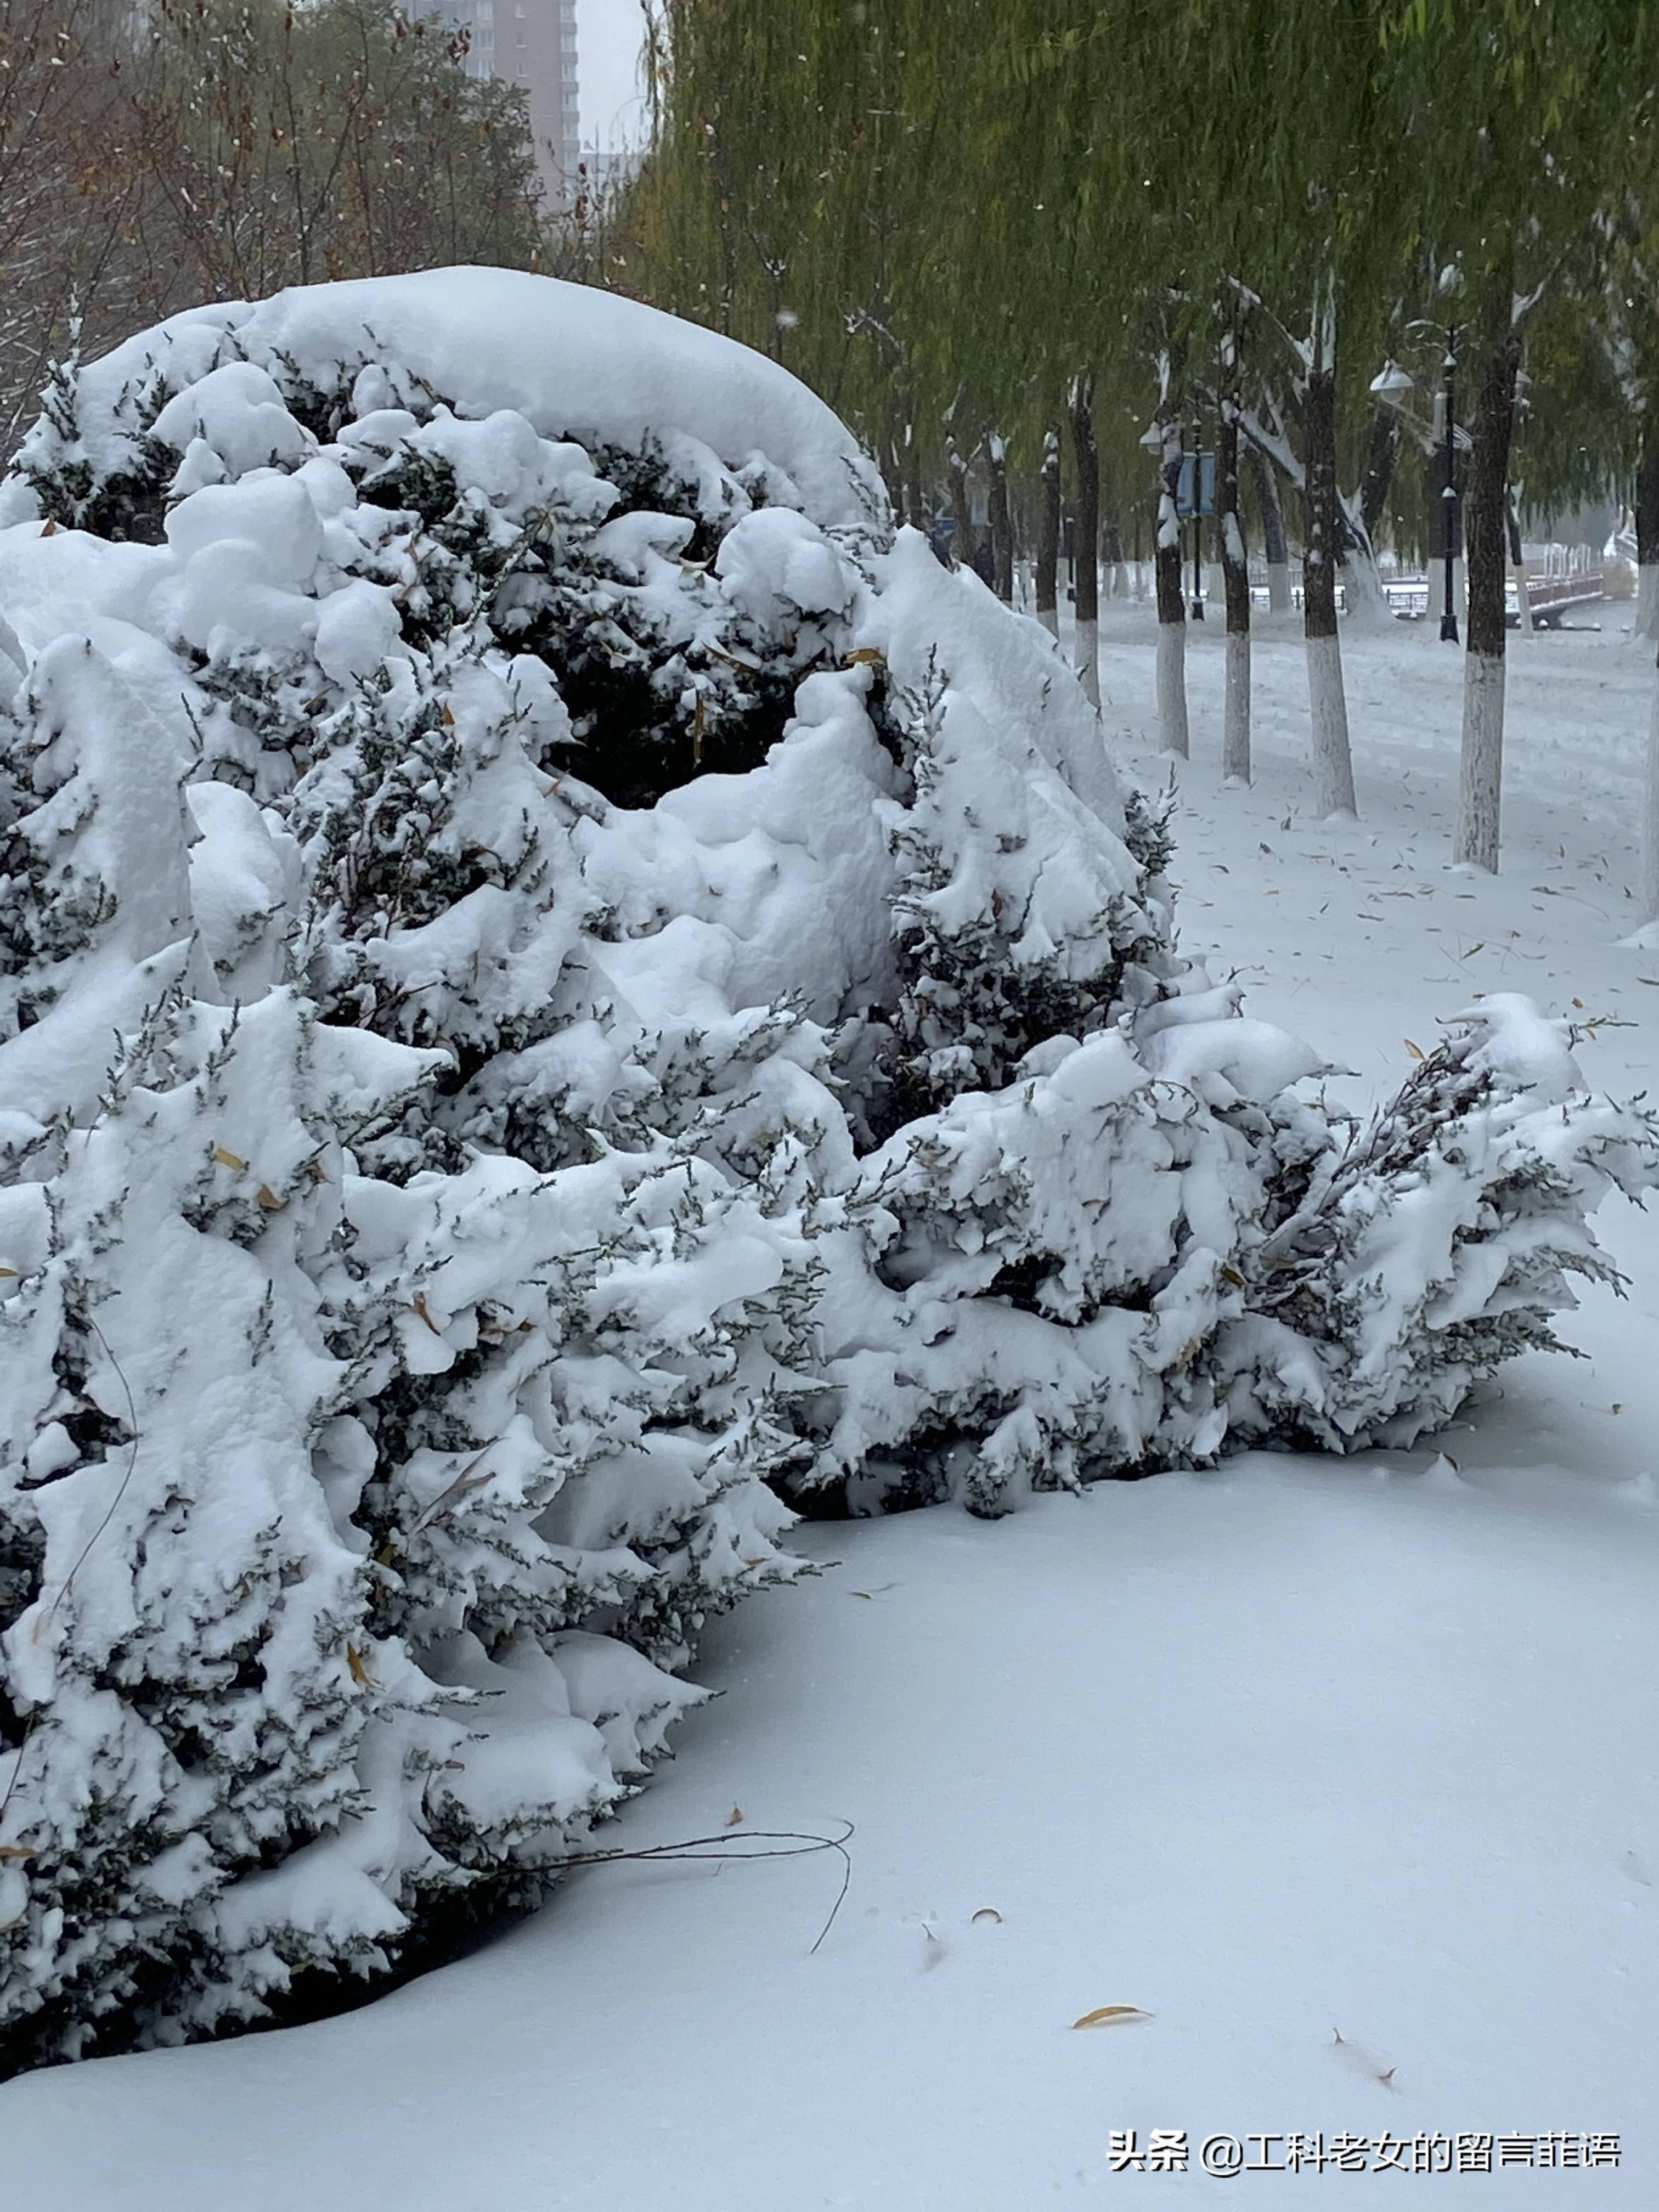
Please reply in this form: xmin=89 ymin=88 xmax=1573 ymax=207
xmin=0 ymin=269 xmax=1652 ymax=2068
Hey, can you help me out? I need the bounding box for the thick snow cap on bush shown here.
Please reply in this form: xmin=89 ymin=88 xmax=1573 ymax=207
xmin=0 ymin=268 xmax=1654 ymax=2070
xmin=3 ymin=267 xmax=884 ymax=533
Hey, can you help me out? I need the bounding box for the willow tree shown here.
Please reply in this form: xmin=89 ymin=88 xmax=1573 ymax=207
xmin=630 ymin=0 xmax=942 ymax=462
xmin=1383 ymin=0 xmax=1638 ymax=874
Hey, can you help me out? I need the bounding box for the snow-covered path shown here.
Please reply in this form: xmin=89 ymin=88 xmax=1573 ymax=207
xmin=8 ymin=609 xmax=1659 ymax=2208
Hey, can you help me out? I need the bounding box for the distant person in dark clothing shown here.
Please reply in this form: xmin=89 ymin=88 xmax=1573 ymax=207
xmin=970 ymin=532 xmax=996 ymax=589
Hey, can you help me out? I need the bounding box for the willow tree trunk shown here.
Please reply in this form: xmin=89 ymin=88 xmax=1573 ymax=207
xmin=1349 ymin=410 xmax=1403 ymax=628
xmin=949 ymin=442 xmax=972 ymax=571
xmin=1638 ymin=433 xmax=1659 ymax=642
xmin=1248 ymin=444 xmax=1292 ymax=612
xmin=987 ymin=434 xmax=1013 ymax=603
xmin=1358 ymin=402 xmax=1400 ymax=543
xmin=1508 ymin=491 xmax=1533 ymax=636
xmin=901 ymin=409 xmax=923 ymax=540
xmin=1036 ymin=428 xmax=1060 ymax=639
xmin=1103 ymin=515 xmax=1128 ymax=597
xmin=1217 ymin=387 xmax=1251 ymax=785
xmin=1455 ymin=289 xmax=1522 ymax=874
xmin=1070 ymin=377 xmax=1101 ymax=707
xmin=1300 ymin=346 xmax=1358 ymax=817
xmin=1155 ymin=419 xmax=1189 ymax=757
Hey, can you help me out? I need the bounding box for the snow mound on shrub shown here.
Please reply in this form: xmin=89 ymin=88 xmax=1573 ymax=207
xmin=0 ymin=269 xmax=1654 ymax=2068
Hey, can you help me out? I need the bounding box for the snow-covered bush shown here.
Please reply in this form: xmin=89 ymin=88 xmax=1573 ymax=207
xmin=0 ymin=269 xmax=1653 ymax=2068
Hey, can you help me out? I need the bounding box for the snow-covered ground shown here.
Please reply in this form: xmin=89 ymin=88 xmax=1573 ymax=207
xmin=8 ymin=608 xmax=1658 ymax=2208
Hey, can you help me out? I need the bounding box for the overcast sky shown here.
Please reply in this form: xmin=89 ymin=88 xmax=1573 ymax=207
xmin=579 ymin=0 xmax=649 ymax=152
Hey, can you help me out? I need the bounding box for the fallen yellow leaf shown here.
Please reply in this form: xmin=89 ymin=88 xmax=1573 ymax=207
xmin=0 ymin=1844 xmax=35 ymax=1861
xmin=725 ymin=1805 xmax=744 ymax=1827
xmin=346 ymin=1643 xmax=376 ymax=1689
xmin=1404 ymin=1040 xmax=1425 ymax=1061
xmin=1071 ymin=2005 xmax=1151 ymax=2029
xmin=842 ymin=646 xmax=884 ymax=667
xmin=214 ymin=1145 xmax=247 ymax=1170
xmin=255 ymin=1184 xmax=285 ymax=1211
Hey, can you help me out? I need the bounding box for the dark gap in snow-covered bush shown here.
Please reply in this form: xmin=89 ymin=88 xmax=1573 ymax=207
xmin=0 ymin=269 xmax=1654 ymax=2072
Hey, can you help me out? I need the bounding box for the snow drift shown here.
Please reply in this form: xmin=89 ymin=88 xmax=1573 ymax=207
xmin=0 ymin=270 xmax=1652 ymax=2068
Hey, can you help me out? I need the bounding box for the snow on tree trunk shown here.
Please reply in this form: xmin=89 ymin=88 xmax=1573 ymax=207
xmin=1070 ymin=376 xmax=1101 ymax=707
xmin=1455 ymin=295 xmax=1521 ymax=875
xmin=1300 ymin=343 xmax=1357 ymax=818
xmin=1155 ymin=418 xmax=1189 ymax=757
xmin=1217 ymin=377 xmax=1251 ymax=786
xmin=1248 ymin=444 xmax=1292 ymax=613
xmin=988 ymin=433 xmax=1013 ymax=603
xmin=1337 ymin=497 xmax=1392 ymax=631
xmin=1637 ymin=434 xmax=1659 ymax=642
xmin=0 ymin=267 xmax=1655 ymax=2069
xmin=1036 ymin=427 xmax=1060 ymax=639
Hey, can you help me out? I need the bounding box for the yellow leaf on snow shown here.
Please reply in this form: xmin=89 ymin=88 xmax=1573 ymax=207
xmin=725 ymin=1805 xmax=744 ymax=1827
xmin=213 ymin=1145 xmax=247 ymax=1170
xmin=1071 ymin=2005 xmax=1152 ymax=2029
xmin=255 ymin=1184 xmax=285 ymax=1211
xmin=0 ymin=1844 xmax=35 ymax=1861
xmin=842 ymin=646 xmax=884 ymax=667
xmin=1404 ymin=1040 xmax=1425 ymax=1062
xmin=346 ymin=1643 xmax=377 ymax=1689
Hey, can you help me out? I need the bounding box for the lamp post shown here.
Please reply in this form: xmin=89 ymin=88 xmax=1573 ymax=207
xmin=1440 ymin=326 xmax=1459 ymax=644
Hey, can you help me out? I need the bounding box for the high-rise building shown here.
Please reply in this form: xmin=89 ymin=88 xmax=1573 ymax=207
xmin=419 ymin=0 xmax=581 ymax=208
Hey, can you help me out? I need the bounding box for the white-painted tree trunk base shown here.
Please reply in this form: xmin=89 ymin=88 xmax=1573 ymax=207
xmin=1638 ymin=563 xmax=1659 ymax=642
xmin=1643 ymin=653 xmax=1659 ymax=924
xmin=1156 ymin=620 xmax=1189 ymax=757
xmin=1267 ymin=562 xmax=1292 ymax=615
xmin=1204 ymin=562 xmax=1225 ymax=613
xmin=1036 ymin=608 xmax=1060 ymax=641
xmin=1305 ymin=630 xmax=1357 ymax=817
xmin=1339 ymin=554 xmax=1392 ymax=630
xmin=1073 ymin=619 xmax=1099 ymax=708
xmin=1455 ymin=648 xmax=1505 ymax=872
xmin=1111 ymin=561 xmax=1131 ymax=599
xmin=1223 ymin=630 xmax=1251 ymax=786
xmin=1510 ymin=562 xmax=1534 ymax=636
